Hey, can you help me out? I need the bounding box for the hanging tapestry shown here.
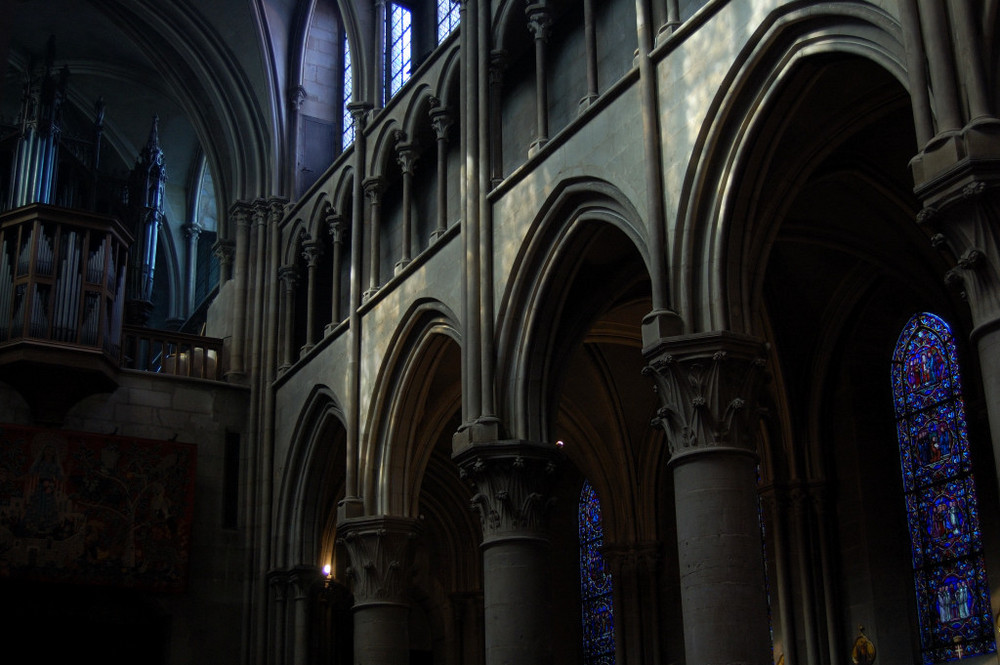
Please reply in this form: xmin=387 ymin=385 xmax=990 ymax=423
xmin=0 ymin=424 xmax=196 ymax=591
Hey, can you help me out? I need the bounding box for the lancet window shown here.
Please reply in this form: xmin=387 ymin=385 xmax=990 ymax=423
xmin=437 ymin=0 xmax=460 ymax=43
xmin=891 ymin=312 xmax=994 ymax=663
xmin=342 ymin=37 xmax=355 ymax=149
xmin=579 ymin=480 xmax=615 ymax=664
xmin=386 ymin=3 xmax=412 ymax=100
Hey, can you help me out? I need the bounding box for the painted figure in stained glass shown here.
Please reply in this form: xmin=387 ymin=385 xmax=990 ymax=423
xmin=891 ymin=313 xmax=995 ymax=663
xmin=579 ymin=480 xmax=615 ymax=665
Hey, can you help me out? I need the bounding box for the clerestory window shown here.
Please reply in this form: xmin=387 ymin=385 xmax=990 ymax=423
xmin=437 ymin=0 xmax=460 ymax=43
xmin=386 ymin=2 xmax=412 ymax=101
xmin=342 ymin=36 xmax=355 ymax=149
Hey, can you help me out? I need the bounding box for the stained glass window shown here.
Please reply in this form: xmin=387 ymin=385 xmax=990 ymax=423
xmin=579 ymin=480 xmax=615 ymax=665
xmin=437 ymin=0 xmax=460 ymax=43
xmin=891 ymin=313 xmax=995 ymax=663
xmin=342 ymin=37 xmax=355 ymax=150
xmin=386 ymin=3 xmax=412 ymax=100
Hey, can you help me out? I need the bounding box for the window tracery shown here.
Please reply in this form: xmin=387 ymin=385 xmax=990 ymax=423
xmin=891 ymin=312 xmax=994 ymax=663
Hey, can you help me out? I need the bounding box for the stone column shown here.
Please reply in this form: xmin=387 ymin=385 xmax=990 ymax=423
xmin=278 ymin=265 xmax=299 ymax=372
xmin=268 ymin=570 xmax=290 ymax=665
xmin=429 ymin=104 xmax=453 ymax=240
xmin=395 ymin=138 xmax=418 ymax=273
xmin=326 ymin=211 xmax=344 ymax=332
xmin=182 ymin=223 xmax=202 ymax=316
xmin=488 ymin=51 xmax=507 ymax=189
xmin=789 ymin=484 xmax=819 ymax=665
xmin=914 ymin=178 xmax=1000 ymax=493
xmin=603 ymin=542 xmax=662 ymax=664
xmin=338 ymin=516 xmax=421 ymax=665
xmin=580 ymin=0 xmax=599 ymax=112
xmin=290 ymin=566 xmax=323 ymax=665
xmin=301 ymin=240 xmax=323 ymax=354
xmin=526 ymin=4 xmax=551 ymax=156
xmin=759 ymin=485 xmax=796 ymax=665
xmin=453 ymin=440 xmax=560 ymax=665
xmin=213 ymin=238 xmax=235 ymax=284
xmin=643 ymin=332 xmax=771 ymax=665
xmin=811 ymin=483 xmax=843 ymax=665
xmin=363 ymin=176 xmax=383 ymax=303
xmin=227 ymin=201 xmax=253 ymax=380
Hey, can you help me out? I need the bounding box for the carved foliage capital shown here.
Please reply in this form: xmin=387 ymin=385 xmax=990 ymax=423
xmin=278 ymin=264 xmax=300 ymax=289
xmin=230 ymin=200 xmax=253 ymax=229
xmin=643 ymin=334 xmax=768 ymax=459
xmin=396 ymin=144 xmax=419 ymax=175
xmin=455 ymin=442 xmax=560 ymax=541
xmin=212 ymin=238 xmax=235 ymax=266
xmin=337 ymin=516 xmax=421 ymax=607
xmin=182 ymin=223 xmax=203 ymax=241
xmin=919 ymin=181 xmax=1000 ymax=327
xmin=363 ymin=176 xmax=383 ymax=203
xmin=302 ymin=240 xmax=324 ymax=266
xmin=525 ymin=4 xmax=552 ymax=40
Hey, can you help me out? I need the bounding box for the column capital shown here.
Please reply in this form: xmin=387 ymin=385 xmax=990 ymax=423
xmin=363 ymin=176 xmax=383 ymax=202
xmin=916 ymin=175 xmax=1000 ymax=339
xmin=642 ymin=332 xmax=769 ymax=462
xmin=490 ymin=49 xmax=509 ymax=82
xmin=230 ymin=200 xmax=253 ymax=228
xmin=347 ymin=101 xmax=373 ymax=130
xmin=289 ymin=564 xmax=324 ymax=599
xmin=302 ymin=240 xmax=324 ymax=267
xmin=396 ymin=143 xmax=419 ymax=175
xmin=279 ymin=264 xmax=300 ymax=288
xmin=251 ymin=198 xmax=269 ymax=228
xmin=337 ymin=515 xmax=421 ymax=607
xmin=182 ymin=222 xmax=203 ymax=241
xmin=268 ymin=568 xmax=291 ymax=602
xmin=212 ymin=238 xmax=235 ymax=265
xmin=429 ymin=107 xmax=453 ymax=141
xmin=327 ymin=213 xmax=345 ymax=241
xmin=289 ymin=85 xmax=307 ymax=113
xmin=453 ymin=440 xmax=561 ymax=543
xmin=268 ymin=196 xmax=289 ymax=224
xmin=525 ymin=4 xmax=552 ymax=40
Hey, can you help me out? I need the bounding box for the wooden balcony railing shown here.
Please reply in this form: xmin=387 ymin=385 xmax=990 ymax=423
xmin=121 ymin=325 xmax=223 ymax=380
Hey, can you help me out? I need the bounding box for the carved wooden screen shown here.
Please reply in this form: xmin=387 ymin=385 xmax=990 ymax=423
xmin=579 ymin=480 xmax=615 ymax=664
xmin=891 ymin=312 xmax=994 ymax=663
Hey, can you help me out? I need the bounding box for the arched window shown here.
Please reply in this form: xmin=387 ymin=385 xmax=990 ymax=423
xmin=386 ymin=2 xmax=412 ymax=100
xmin=891 ymin=312 xmax=994 ymax=663
xmin=579 ymin=480 xmax=615 ymax=664
xmin=342 ymin=36 xmax=355 ymax=150
xmin=437 ymin=0 xmax=460 ymax=43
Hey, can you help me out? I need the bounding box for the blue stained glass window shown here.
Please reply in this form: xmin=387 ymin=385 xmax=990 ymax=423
xmin=386 ymin=3 xmax=412 ymax=100
xmin=579 ymin=480 xmax=615 ymax=665
xmin=342 ymin=37 xmax=355 ymax=150
xmin=437 ymin=0 xmax=460 ymax=43
xmin=892 ymin=313 xmax=995 ymax=663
